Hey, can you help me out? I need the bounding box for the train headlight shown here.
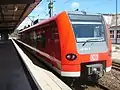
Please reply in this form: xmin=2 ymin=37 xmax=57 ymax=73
xmin=66 ymin=54 xmax=77 ymax=60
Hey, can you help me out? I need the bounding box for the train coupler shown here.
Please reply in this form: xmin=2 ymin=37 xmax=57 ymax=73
xmin=85 ymin=64 xmax=104 ymax=81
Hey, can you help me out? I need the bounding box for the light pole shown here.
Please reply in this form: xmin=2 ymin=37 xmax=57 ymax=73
xmin=115 ymin=0 xmax=118 ymax=43
xmin=48 ymin=0 xmax=53 ymax=17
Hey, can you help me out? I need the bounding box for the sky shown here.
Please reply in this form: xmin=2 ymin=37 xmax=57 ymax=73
xmin=17 ymin=0 xmax=120 ymax=30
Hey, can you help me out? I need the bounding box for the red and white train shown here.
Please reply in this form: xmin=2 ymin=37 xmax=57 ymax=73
xmin=18 ymin=11 xmax=112 ymax=80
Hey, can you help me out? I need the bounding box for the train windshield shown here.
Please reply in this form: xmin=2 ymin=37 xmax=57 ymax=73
xmin=72 ymin=22 xmax=105 ymax=42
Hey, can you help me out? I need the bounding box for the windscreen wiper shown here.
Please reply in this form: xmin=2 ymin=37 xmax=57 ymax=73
xmin=82 ymin=38 xmax=104 ymax=46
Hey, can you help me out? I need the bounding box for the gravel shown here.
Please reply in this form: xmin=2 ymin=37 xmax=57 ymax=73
xmin=98 ymin=69 xmax=120 ymax=90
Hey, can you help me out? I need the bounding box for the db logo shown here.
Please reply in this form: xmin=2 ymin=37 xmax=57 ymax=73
xmin=90 ymin=54 xmax=99 ymax=61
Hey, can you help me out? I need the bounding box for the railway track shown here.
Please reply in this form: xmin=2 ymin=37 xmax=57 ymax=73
xmin=16 ymin=41 xmax=112 ymax=90
xmin=62 ymin=77 xmax=109 ymax=90
xmin=95 ymin=83 xmax=109 ymax=90
xmin=112 ymin=62 xmax=120 ymax=71
xmin=18 ymin=46 xmax=111 ymax=90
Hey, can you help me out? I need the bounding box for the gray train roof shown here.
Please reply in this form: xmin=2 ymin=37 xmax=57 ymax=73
xmin=68 ymin=11 xmax=103 ymax=22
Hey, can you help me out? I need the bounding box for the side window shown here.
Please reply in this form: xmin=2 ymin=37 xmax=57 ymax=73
xmin=33 ymin=31 xmax=36 ymax=40
xmin=30 ymin=31 xmax=34 ymax=40
xmin=41 ymin=31 xmax=46 ymax=48
xmin=36 ymin=32 xmax=41 ymax=41
xmin=27 ymin=32 xmax=31 ymax=44
xmin=36 ymin=30 xmax=46 ymax=48
xmin=36 ymin=28 xmax=42 ymax=41
xmin=51 ymin=21 xmax=58 ymax=40
xmin=51 ymin=24 xmax=54 ymax=40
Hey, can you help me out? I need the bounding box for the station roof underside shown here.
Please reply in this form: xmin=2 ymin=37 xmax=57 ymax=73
xmin=0 ymin=0 xmax=41 ymax=33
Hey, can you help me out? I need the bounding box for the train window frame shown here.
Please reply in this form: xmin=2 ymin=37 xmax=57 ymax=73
xmin=72 ymin=22 xmax=105 ymax=42
xmin=36 ymin=29 xmax=46 ymax=48
xmin=51 ymin=28 xmax=54 ymax=40
xmin=50 ymin=21 xmax=57 ymax=40
xmin=41 ymin=31 xmax=46 ymax=48
xmin=101 ymin=17 xmax=107 ymax=42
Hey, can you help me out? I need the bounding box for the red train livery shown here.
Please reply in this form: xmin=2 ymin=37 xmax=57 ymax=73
xmin=18 ymin=11 xmax=112 ymax=79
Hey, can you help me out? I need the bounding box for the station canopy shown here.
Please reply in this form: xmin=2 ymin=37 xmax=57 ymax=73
xmin=0 ymin=0 xmax=41 ymax=33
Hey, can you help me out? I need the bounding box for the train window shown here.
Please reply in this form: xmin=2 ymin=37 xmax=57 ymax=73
xmin=72 ymin=22 xmax=105 ymax=42
xmin=36 ymin=31 xmax=46 ymax=48
xmin=51 ymin=21 xmax=57 ymax=40
xmin=30 ymin=31 xmax=34 ymax=40
xmin=51 ymin=28 xmax=54 ymax=40
xmin=36 ymin=33 xmax=41 ymax=41
xmin=41 ymin=32 xmax=46 ymax=48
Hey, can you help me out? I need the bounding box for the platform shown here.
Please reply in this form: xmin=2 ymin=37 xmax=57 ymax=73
xmin=0 ymin=40 xmax=32 ymax=90
xmin=12 ymin=39 xmax=71 ymax=90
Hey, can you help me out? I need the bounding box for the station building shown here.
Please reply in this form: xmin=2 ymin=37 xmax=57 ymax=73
xmin=103 ymin=14 xmax=120 ymax=44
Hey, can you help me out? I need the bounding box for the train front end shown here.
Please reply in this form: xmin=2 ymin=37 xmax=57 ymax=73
xmin=69 ymin=12 xmax=112 ymax=80
xmin=58 ymin=12 xmax=112 ymax=81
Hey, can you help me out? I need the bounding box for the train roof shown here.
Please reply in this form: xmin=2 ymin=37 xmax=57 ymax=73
xmin=19 ymin=11 xmax=65 ymax=33
xmin=67 ymin=11 xmax=103 ymax=16
xmin=67 ymin=11 xmax=103 ymax=22
xmin=19 ymin=11 xmax=104 ymax=33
